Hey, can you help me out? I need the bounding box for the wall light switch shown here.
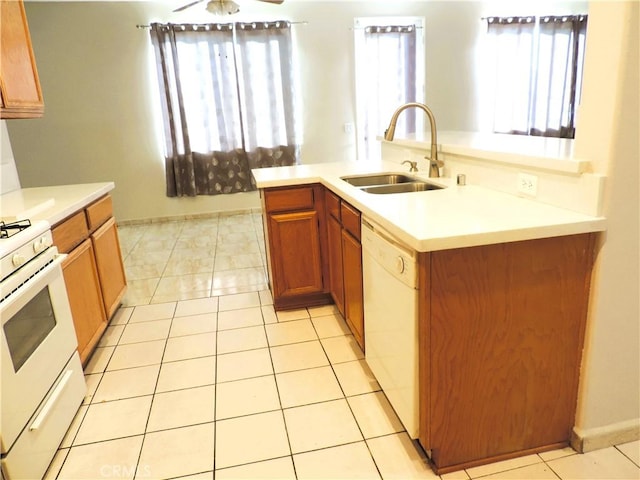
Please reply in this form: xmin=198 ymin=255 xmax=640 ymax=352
xmin=517 ymin=173 xmax=538 ymax=197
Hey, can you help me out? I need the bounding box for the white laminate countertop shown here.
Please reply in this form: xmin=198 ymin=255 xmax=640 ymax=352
xmin=0 ymin=182 xmax=115 ymax=226
xmin=251 ymin=161 xmax=606 ymax=252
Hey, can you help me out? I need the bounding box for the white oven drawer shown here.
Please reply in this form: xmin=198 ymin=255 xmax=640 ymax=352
xmin=1 ymin=352 xmax=86 ymax=480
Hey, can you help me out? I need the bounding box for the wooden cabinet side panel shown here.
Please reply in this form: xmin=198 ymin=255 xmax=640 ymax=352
xmin=0 ymin=0 xmax=43 ymax=117
xmin=342 ymin=229 xmax=364 ymax=350
xmin=418 ymin=251 xmax=431 ymax=450
xmin=327 ymin=214 xmax=345 ymax=315
xmin=429 ymin=234 xmax=594 ymax=468
xmin=267 ymin=210 xmax=324 ymax=299
xmin=62 ymin=239 xmax=107 ymax=365
xmin=91 ymin=217 xmax=127 ymax=319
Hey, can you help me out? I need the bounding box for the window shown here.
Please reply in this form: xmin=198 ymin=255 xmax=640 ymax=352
xmin=483 ymin=15 xmax=588 ymax=139
xmin=149 ymin=22 xmax=300 ymax=197
xmin=354 ymin=17 xmax=425 ymax=161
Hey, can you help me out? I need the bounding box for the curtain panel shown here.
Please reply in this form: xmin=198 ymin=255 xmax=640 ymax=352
xmin=362 ymin=25 xmax=418 ymax=160
xmin=486 ymin=15 xmax=587 ymax=139
xmin=150 ymin=22 xmax=299 ymax=198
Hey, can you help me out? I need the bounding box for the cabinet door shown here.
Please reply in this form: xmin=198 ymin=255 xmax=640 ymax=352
xmin=0 ymin=0 xmax=44 ymax=118
xmin=327 ymin=214 xmax=345 ymax=315
xmin=62 ymin=239 xmax=107 ymax=365
xmin=268 ymin=210 xmax=324 ymax=299
xmin=342 ymin=229 xmax=364 ymax=350
xmin=91 ymin=217 xmax=127 ymax=320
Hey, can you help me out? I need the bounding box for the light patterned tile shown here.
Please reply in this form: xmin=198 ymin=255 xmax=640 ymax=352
xmin=307 ymin=304 xmax=341 ymax=317
xmin=332 ymin=359 xmax=381 ymax=396
xmin=151 ymin=290 xmax=211 ymax=304
xmin=43 ymin=448 xmax=69 ymax=480
xmin=283 ymin=399 xmax=362 ymax=454
xmin=321 ymin=335 xmax=364 ymax=364
xmin=60 ymin=405 xmax=88 ymax=448
xmin=216 ymin=348 xmax=273 ymax=383
xmin=110 ymin=306 xmax=133 ymax=325
xmin=211 ymin=267 xmax=267 ymax=290
xmin=347 ymin=392 xmax=405 ymax=438
xmin=147 ymin=385 xmax=215 ymax=432
xmin=261 ymin=305 xmax=278 ymax=324
xmin=367 ymin=433 xmax=436 ymax=479
xmin=538 ymin=446 xmax=577 ymax=462
xmin=156 ymin=356 xmax=216 ymax=393
xmin=275 ymin=308 xmax=309 ymax=322
xmin=155 ymin=273 xmax=213 ymax=296
xmin=93 ymin=365 xmax=160 ymax=403
xmin=265 ymin=319 xmax=318 ymax=346
xmin=294 ymin=442 xmax=381 ymax=479
xmin=311 ymin=313 xmax=351 ymax=338
xmin=217 ymin=325 xmax=268 ymax=354
xmin=57 ymin=436 xmax=143 ymax=480
xmin=218 ymin=292 xmax=261 ymax=311
xmin=137 ymin=423 xmax=215 ymax=479
xmin=258 ymin=289 xmax=273 ymax=306
xmin=98 ymin=324 xmax=125 ymax=347
xmin=119 ymin=319 xmax=171 ymax=344
xmin=216 ymin=457 xmax=295 ymax=480
xmin=215 ymin=411 xmax=290 ymax=469
xmin=217 ymin=307 xmax=264 ymax=331
xmin=465 ymin=454 xmax=542 ymax=478
xmin=129 ymin=302 xmax=177 ymax=323
xmin=163 ymin=257 xmax=215 ymax=276
xmin=215 ymin=375 xmax=280 ymax=420
xmin=270 ymin=340 xmax=329 ymax=373
xmin=83 ymin=346 xmax=114 ymax=374
xmin=169 ymin=312 xmax=217 ymax=337
xmin=545 ymin=446 xmax=640 ymax=480
xmin=74 ymin=396 xmax=152 ymax=445
xmin=475 ymin=462 xmax=559 ymax=479
xmin=276 ymin=366 xmax=343 ymax=408
xmin=175 ymin=297 xmax=219 ymax=317
xmin=83 ymin=373 xmax=102 ymax=405
xmin=106 ymin=340 xmax=165 ymax=370
xmin=617 ymin=440 xmax=640 ymax=466
xmin=164 ymin=332 xmax=217 ymax=362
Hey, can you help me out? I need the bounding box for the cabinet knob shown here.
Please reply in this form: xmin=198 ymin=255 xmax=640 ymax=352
xmin=396 ymin=256 xmax=405 ymax=274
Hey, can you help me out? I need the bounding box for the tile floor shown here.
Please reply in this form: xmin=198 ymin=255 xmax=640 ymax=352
xmin=44 ymin=214 xmax=639 ymax=480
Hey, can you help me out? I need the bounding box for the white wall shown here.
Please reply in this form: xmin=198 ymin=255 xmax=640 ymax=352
xmin=572 ymin=0 xmax=639 ymax=450
xmin=8 ymin=1 xmax=486 ymax=222
xmin=0 ymin=121 xmax=21 ymax=194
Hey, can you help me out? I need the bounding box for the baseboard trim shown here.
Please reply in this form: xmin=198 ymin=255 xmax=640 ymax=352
xmin=571 ymin=418 xmax=640 ymax=453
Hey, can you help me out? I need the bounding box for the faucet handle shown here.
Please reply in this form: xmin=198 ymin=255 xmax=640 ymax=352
xmin=402 ymin=160 xmax=418 ymax=172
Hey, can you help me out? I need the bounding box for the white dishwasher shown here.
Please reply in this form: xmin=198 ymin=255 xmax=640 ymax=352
xmin=362 ymin=217 xmax=419 ymax=439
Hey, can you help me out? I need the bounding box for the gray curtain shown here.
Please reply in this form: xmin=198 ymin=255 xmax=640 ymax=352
xmin=150 ymin=22 xmax=299 ymax=198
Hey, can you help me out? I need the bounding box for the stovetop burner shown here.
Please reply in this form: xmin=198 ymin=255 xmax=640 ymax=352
xmin=0 ymin=219 xmax=32 ymax=239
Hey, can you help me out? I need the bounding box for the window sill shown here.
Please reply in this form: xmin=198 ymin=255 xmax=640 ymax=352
xmin=379 ymin=131 xmax=590 ymax=175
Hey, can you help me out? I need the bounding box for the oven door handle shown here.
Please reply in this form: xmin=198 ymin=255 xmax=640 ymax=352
xmin=29 ymin=369 xmax=74 ymax=431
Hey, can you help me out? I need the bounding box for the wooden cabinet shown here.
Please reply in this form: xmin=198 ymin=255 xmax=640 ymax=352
xmin=61 ymin=239 xmax=106 ymax=363
xmin=0 ymin=0 xmax=44 ymax=119
xmin=418 ymin=234 xmax=595 ymax=474
xmin=325 ymin=189 xmax=364 ymax=349
xmin=53 ymin=194 xmax=127 ymax=365
xmin=262 ymin=184 xmax=331 ymax=310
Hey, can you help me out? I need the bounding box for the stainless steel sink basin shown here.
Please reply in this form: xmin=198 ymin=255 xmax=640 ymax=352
xmin=341 ymin=173 xmax=416 ymax=187
xmin=361 ymin=182 xmax=444 ymax=194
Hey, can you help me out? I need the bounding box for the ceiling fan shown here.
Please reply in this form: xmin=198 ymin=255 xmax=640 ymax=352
xmin=173 ymin=0 xmax=284 ymax=15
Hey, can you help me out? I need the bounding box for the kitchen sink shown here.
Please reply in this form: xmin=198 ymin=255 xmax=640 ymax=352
xmin=341 ymin=172 xmax=444 ymax=194
xmin=361 ymin=182 xmax=444 ymax=194
xmin=340 ymin=173 xmax=416 ymax=187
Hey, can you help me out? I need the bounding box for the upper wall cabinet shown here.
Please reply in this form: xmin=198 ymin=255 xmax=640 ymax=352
xmin=0 ymin=0 xmax=44 ymax=119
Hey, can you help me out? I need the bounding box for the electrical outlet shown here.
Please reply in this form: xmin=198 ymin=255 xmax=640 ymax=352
xmin=343 ymin=123 xmax=354 ymax=134
xmin=517 ymin=173 xmax=538 ymax=197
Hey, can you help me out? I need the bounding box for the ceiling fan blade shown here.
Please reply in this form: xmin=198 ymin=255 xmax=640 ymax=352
xmin=256 ymin=0 xmax=285 ymax=4
xmin=173 ymin=0 xmax=206 ymax=12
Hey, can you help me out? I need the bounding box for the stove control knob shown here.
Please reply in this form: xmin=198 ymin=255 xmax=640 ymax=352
xmin=33 ymin=236 xmax=51 ymax=253
xmin=12 ymin=254 xmax=27 ymax=267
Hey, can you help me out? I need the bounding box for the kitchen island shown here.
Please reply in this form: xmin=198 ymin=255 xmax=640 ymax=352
xmin=252 ymin=159 xmax=605 ymax=474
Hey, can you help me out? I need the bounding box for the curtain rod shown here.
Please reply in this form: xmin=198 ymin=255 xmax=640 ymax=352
xmin=136 ymin=21 xmax=307 ymax=29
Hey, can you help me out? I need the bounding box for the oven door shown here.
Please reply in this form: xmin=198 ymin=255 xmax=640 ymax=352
xmin=0 ymin=252 xmax=79 ymax=453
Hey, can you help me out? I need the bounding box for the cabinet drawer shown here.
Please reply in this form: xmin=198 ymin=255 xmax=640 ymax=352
xmin=341 ymin=202 xmax=361 ymax=241
xmin=325 ymin=190 xmax=341 ymax=221
xmin=85 ymin=195 xmax=113 ymax=231
xmin=264 ymin=186 xmax=315 ymax=213
xmin=52 ymin=211 xmax=88 ymax=253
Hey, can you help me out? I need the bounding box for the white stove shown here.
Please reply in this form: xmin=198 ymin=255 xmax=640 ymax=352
xmin=0 ymin=218 xmax=86 ymax=480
